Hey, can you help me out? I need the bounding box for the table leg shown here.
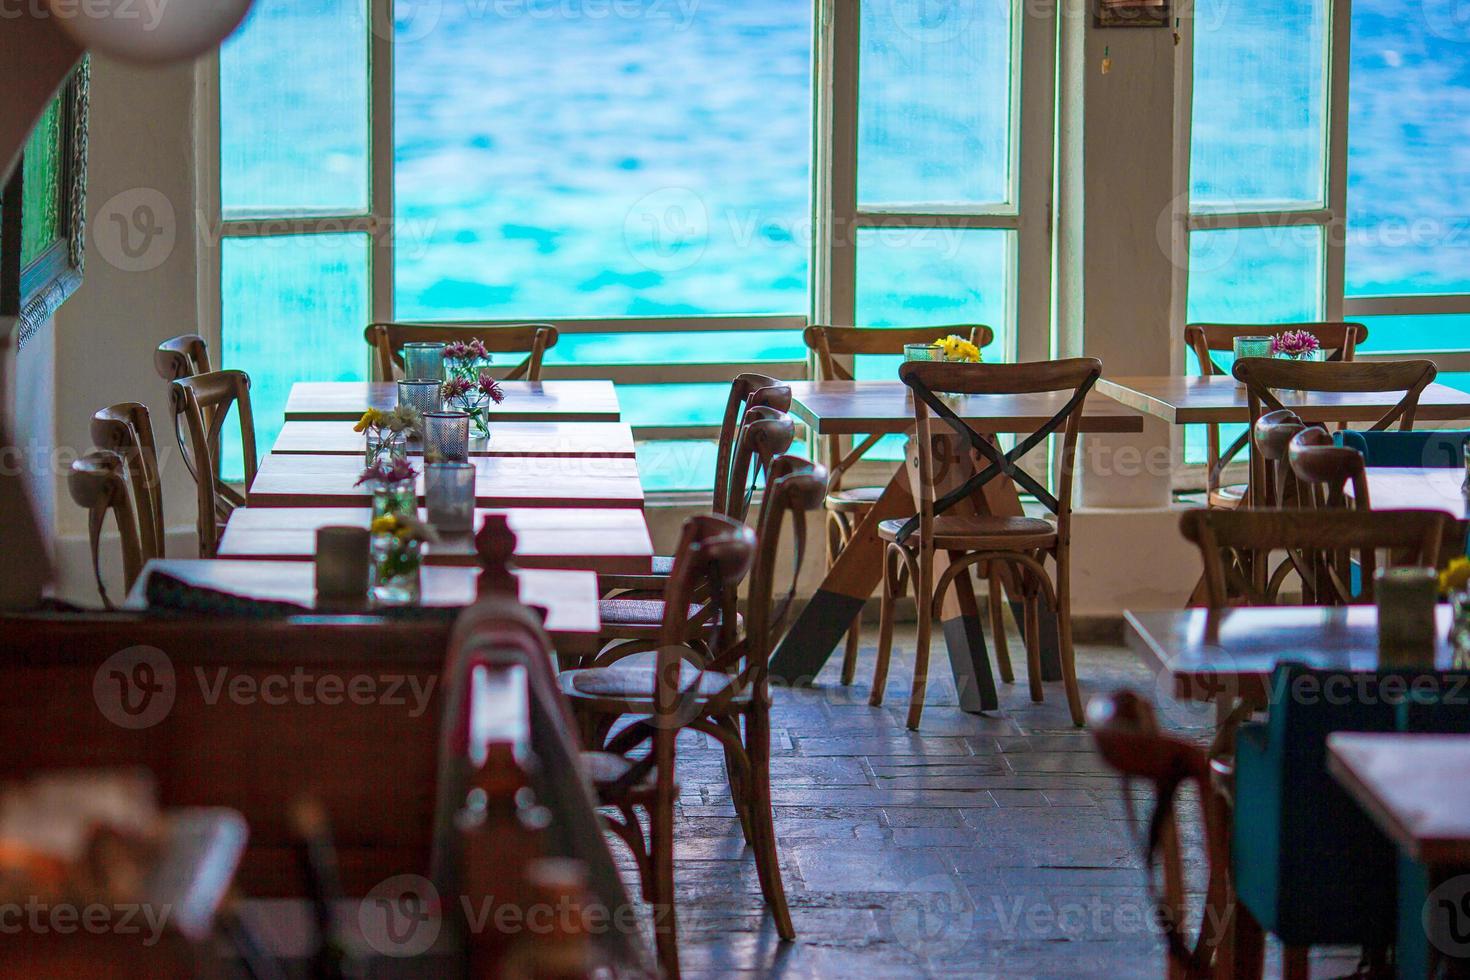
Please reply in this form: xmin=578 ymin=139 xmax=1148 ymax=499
xmin=769 ymin=466 xmax=1000 ymax=712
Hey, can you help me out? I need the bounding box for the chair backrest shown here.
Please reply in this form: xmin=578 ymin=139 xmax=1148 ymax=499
xmin=1186 ymin=323 xmax=1366 ymax=492
xmin=90 ymin=403 xmax=164 ymax=562
xmin=711 ymin=374 xmax=792 ymax=516
xmin=1338 ymin=429 xmax=1470 ymax=469
xmin=724 ymin=409 xmax=797 ymax=523
xmin=1179 ymin=508 xmax=1447 ymax=608
xmin=154 ymin=333 xmax=213 ymax=382
xmin=1236 ymin=358 xmax=1437 ymax=502
xmin=365 ymin=323 xmax=558 ymax=382
xmin=1087 ymin=691 xmax=1230 ymax=980
xmin=170 ymin=370 xmax=258 ymax=557
xmin=1251 ymin=410 xmax=1310 ymax=509
xmin=897 ymin=358 xmax=1101 ymax=547
xmin=1289 ymin=427 xmax=1369 ymax=512
xmin=67 ymin=451 xmax=144 ymax=609
xmin=803 ymin=324 xmax=996 ymax=382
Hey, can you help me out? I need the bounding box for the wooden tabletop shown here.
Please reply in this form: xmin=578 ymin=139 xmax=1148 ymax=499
xmin=785 ymin=381 xmax=1145 ymax=436
xmin=1329 ymin=733 xmax=1470 ymax=866
xmin=248 ymin=454 xmax=645 ymax=510
xmin=126 ymin=559 xmax=600 ymax=640
xmin=1361 ymin=467 xmax=1467 ymax=518
xmin=217 ymin=506 xmax=654 ymax=574
xmin=272 ymin=420 xmax=637 ymax=458
xmin=1127 ymin=605 xmax=1456 ymax=704
xmin=282 ymin=380 xmax=621 ymax=423
xmin=1098 ymin=375 xmax=1470 ymax=425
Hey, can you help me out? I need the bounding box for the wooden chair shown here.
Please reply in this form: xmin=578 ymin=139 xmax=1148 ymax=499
xmin=592 ymin=409 xmax=795 ymax=664
xmin=365 ymin=322 xmax=558 ymax=382
xmin=873 ymin=358 xmax=1101 ymax=729
xmin=804 ymin=324 xmax=997 ymax=685
xmin=1234 ymin=357 xmax=1437 ymax=508
xmin=170 ymin=370 xmax=258 ymax=557
xmin=598 ymin=373 xmax=791 ymax=596
xmin=67 ymin=451 xmax=143 ymax=609
xmin=1088 ymin=691 xmax=1234 ymax=980
xmin=154 ymin=333 xmax=213 ymax=382
xmin=1186 ymin=322 xmax=1367 ymax=510
xmin=1179 ymin=509 xmax=1447 ymax=609
xmin=91 ymin=402 xmax=165 ymax=563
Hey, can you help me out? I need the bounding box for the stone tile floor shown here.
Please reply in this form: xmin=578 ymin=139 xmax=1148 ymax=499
xmin=615 ymin=627 xmax=1364 ymax=979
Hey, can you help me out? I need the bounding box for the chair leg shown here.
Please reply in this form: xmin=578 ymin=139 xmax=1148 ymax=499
xmin=722 ymin=734 xmax=754 ymax=847
xmin=987 ymin=568 xmax=1015 ymax=684
xmin=1282 ymin=945 xmax=1309 ymax=980
xmin=1023 ymin=584 xmax=1044 ymax=704
xmin=905 ymin=556 xmax=934 ymax=731
xmin=650 ymin=800 xmax=680 ymax=980
xmin=1055 ymin=552 xmax=1084 ymax=727
xmin=841 ymin=611 xmax=862 ymax=687
xmin=830 ymin=512 xmax=861 ymax=687
xmin=745 ymin=703 xmax=795 ymax=941
xmin=871 ymin=548 xmax=902 ymax=707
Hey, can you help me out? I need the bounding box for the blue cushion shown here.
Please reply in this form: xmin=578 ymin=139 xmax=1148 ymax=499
xmin=1335 ymin=430 xmax=1470 ymax=469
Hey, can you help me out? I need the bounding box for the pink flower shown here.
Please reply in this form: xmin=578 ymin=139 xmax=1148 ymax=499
xmin=1270 ymin=330 xmax=1321 ymax=357
xmin=441 ymin=376 xmax=473 ymax=400
xmin=478 ymin=377 xmax=506 ymax=404
xmin=357 ymin=457 xmax=418 ymax=487
xmin=442 ymin=341 xmax=471 ymax=360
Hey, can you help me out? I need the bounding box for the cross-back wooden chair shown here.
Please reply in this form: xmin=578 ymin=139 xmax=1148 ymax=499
xmin=1088 ymin=691 xmax=1235 ymax=980
xmin=90 ymin=402 xmax=165 ymax=563
xmin=560 ymin=512 xmax=758 ymax=980
xmin=804 ymin=325 xmax=997 ymax=685
xmin=873 ymin=358 xmax=1101 ymax=729
xmin=67 ymin=451 xmax=144 ymax=609
xmin=592 ymin=410 xmax=795 ymax=664
xmin=1234 ymin=358 xmax=1438 ymax=509
xmin=154 ymin=333 xmax=213 ymax=382
xmin=1251 ymin=410 xmax=1312 ymax=510
xmin=1186 ymin=322 xmax=1367 ymax=510
xmin=1179 ymin=509 xmax=1447 ymax=609
xmin=170 ymin=370 xmax=258 ymax=557
xmin=598 ymin=373 xmax=790 ymax=596
xmin=365 ymin=322 xmax=558 ymax=382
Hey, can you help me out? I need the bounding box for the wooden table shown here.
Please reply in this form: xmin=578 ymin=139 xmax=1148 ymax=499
xmin=1098 ymin=375 xmax=1470 ymax=425
xmin=273 ymin=420 xmax=637 ymax=458
xmin=248 ymin=454 xmax=645 ymax=510
xmin=127 ymin=559 xmax=600 ymax=652
xmin=1127 ymin=605 xmax=1456 ymax=707
xmin=1362 ymin=467 xmax=1466 ymax=518
xmin=218 ymin=506 xmax=654 ymax=574
xmin=1329 ymin=733 xmax=1470 ymax=977
xmin=769 ymin=381 xmax=1145 ymax=712
xmin=283 ymin=380 xmax=620 ymax=422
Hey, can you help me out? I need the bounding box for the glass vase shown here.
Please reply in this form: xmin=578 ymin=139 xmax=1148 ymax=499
xmin=372 ymin=534 xmax=423 ymax=605
xmin=365 ymin=428 xmax=408 ymax=467
xmin=1454 ymin=592 xmax=1470 ymax=669
xmin=402 ymin=342 xmax=446 ymax=382
xmin=370 ymin=478 xmax=417 ymax=521
xmin=1274 ymin=349 xmax=1325 ymax=363
xmin=445 ymin=357 xmax=492 ymax=384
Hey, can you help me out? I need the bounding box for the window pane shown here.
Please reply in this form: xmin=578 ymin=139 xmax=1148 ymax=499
xmin=221 ymin=234 xmax=371 ymax=480
xmin=1186 ymin=227 xmax=1324 ymax=324
xmin=393 ymin=0 xmax=810 ymax=319
xmin=1348 ymin=0 xmax=1470 ymax=296
xmin=1191 ymin=0 xmax=1327 ymax=211
xmin=221 ymin=0 xmax=369 ymax=217
xmin=1355 ymin=314 xmax=1470 ymax=354
xmin=858 ymin=0 xmax=1014 ymax=208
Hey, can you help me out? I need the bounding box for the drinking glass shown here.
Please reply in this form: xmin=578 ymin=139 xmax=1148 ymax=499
xmin=426 ymin=462 xmax=476 ymax=533
xmin=424 ymin=411 xmax=471 ymax=463
xmin=397 ymin=379 xmax=442 ymax=415
xmin=402 ymin=342 xmax=446 ymax=381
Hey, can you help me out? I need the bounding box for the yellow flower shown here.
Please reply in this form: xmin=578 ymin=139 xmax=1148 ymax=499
xmin=1442 ymin=557 xmax=1470 ymax=596
xmin=935 ymin=335 xmax=982 ymax=363
xmin=354 ymin=408 xmax=386 ymax=433
xmin=371 ymin=515 xmax=399 ymax=536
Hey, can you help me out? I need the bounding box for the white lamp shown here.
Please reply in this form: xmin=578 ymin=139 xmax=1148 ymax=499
xmin=46 ymin=0 xmax=255 ymax=64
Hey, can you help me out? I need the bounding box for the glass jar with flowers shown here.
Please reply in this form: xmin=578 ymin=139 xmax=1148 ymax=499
xmin=354 ymin=406 xmax=421 ymax=466
xmin=441 ymin=375 xmax=507 ymax=440
xmin=1270 ymin=330 xmax=1324 ymax=362
xmin=1443 ymin=557 xmax=1470 ymax=667
xmin=369 ymin=512 xmax=438 ymax=605
xmin=443 ymin=339 xmax=492 ymax=383
xmin=903 ymin=334 xmax=984 ymax=365
xmin=358 ymin=457 xmax=418 ymax=521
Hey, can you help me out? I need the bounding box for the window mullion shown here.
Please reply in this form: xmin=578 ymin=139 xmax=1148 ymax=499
xmin=370 ymin=0 xmax=395 ymax=326
xmin=1324 ymin=0 xmax=1353 ymax=321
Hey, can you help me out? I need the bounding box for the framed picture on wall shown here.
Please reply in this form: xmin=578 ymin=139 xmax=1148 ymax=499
xmin=0 ymin=60 xmax=89 ymax=350
xmin=1095 ymin=0 xmax=1170 ymax=27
